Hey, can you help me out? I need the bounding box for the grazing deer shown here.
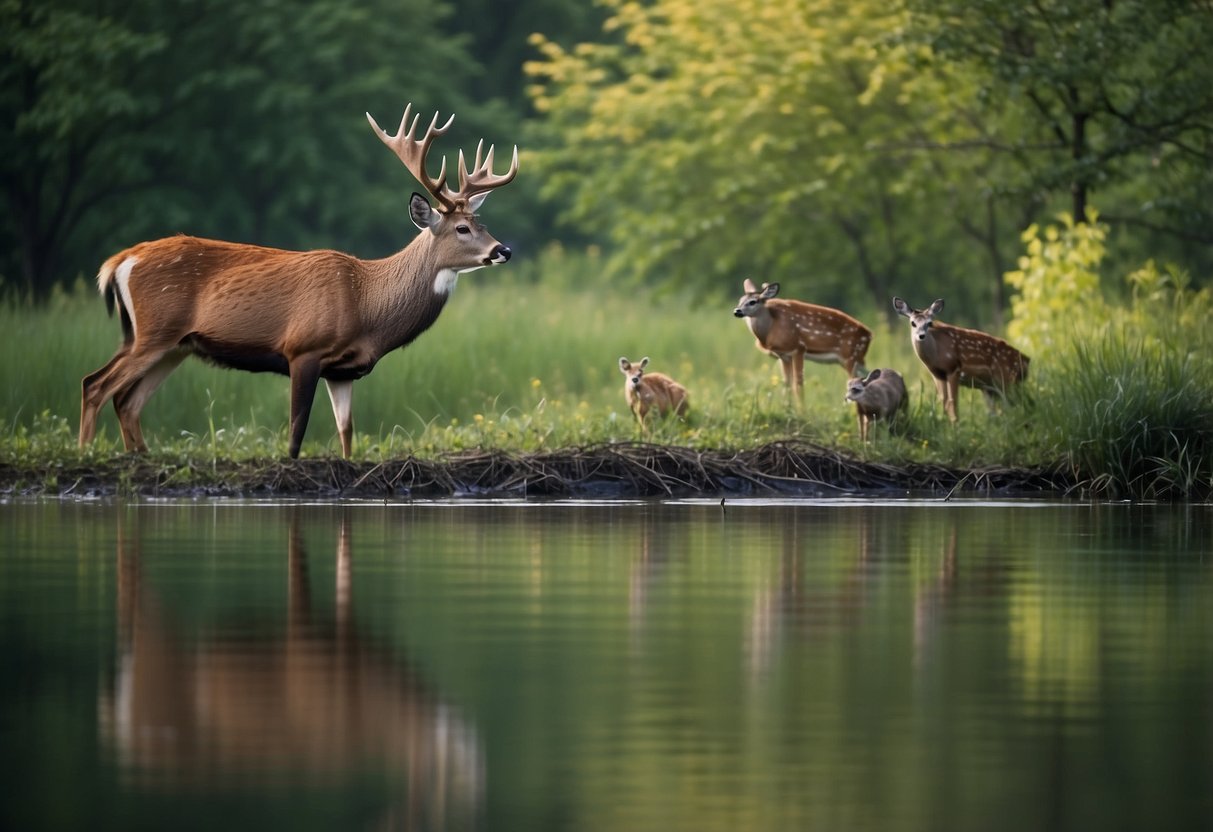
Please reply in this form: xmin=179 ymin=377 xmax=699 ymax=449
xmin=733 ymin=279 xmax=871 ymax=404
xmin=79 ymin=103 xmax=519 ymax=459
xmin=844 ymin=368 xmax=908 ymax=442
xmin=892 ymin=297 xmax=1029 ymax=423
xmin=618 ymin=357 xmax=689 ymax=429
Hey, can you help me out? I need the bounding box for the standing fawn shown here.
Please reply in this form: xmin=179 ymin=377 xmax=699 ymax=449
xmin=619 ymin=357 xmax=689 ymax=430
xmin=79 ymin=103 xmax=518 ymax=459
xmin=845 ymin=368 xmax=908 ymax=442
xmin=892 ymin=298 xmax=1029 ymax=423
xmin=733 ymin=279 xmax=871 ymax=404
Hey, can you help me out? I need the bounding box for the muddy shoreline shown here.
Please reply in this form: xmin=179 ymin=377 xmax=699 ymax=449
xmin=1 ymin=441 xmax=1078 ymax=500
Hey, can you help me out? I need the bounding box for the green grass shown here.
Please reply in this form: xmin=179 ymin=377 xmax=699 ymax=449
xmin=2 ymin=248 xmax=1210 ymax=499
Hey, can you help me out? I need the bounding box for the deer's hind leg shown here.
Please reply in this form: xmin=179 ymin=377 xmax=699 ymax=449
xmin=81 ymin=347 xmax=131 ymax=446
xmin=80 ymin=340 xmax=184 ymax=449
xmin=112 ymin=349 xmax=188 ymax=452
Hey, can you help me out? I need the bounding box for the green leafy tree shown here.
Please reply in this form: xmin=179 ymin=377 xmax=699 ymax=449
xmin=897 ymin=0 xmax=1213 ymax=267
xmin=526 ymin=0 xmax=1213 ymax=320
xmin=526 ymin=0 xmax=1041 ymax=320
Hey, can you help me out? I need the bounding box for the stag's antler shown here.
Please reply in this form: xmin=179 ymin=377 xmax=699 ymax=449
xmin=367 ymin=104 xmax=457 ymax=211
xmin=368 ymin=104 xmax=518 ymax=213
xmin=457 ymin=140 xmax=520 ymax=203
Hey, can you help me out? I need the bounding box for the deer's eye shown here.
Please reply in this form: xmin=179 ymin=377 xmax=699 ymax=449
xmin=456 ymin=225 xmax=471 ymax=235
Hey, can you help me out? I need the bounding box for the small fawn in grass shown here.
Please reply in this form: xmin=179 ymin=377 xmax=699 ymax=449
xmin=618 ymin=357 xmax=689 ymax=430
xmin=845 ymin=368 xmax=908 ymax=442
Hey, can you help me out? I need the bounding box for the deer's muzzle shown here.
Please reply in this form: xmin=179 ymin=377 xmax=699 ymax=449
xmin=486 ymin=244 xmax=511 ymax=265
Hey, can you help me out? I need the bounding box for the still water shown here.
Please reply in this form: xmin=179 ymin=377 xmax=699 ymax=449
xmin=1 ymin=498 xmax=1210 ymax=831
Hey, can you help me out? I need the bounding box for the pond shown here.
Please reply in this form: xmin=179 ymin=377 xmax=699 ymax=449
xmin=1 ymin=498 xmax=1210 ymax=831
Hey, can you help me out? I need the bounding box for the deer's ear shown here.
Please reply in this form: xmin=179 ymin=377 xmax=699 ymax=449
xmin=892 ymin=297 xmax=911 ymax=318
xmin=619 ymin=357 xmax=632 ymax=372
xmin=929 ymin=299 xmax=946 ymax=315
xmin=743 ymin=278 xmax=758 ymax=294
xmin=409 ymin=192 xmax=435 ymax=230
xmin=761 ymin=282 xmax=780 ymax=299
xmin=467 ymin=191 xmax=490 ymax=212
xmin=639 ymin=357 xmax=650 ymax=370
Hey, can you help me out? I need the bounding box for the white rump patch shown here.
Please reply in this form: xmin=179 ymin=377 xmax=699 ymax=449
xmin=433 ymin=268 xmax=460 ymax=296
xmin=115 ymin=256 xmax=139 ymax=336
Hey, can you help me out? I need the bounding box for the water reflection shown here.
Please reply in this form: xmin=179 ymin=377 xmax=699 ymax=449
xmin=97 ymin=509 xmax=483 ymax=827
xmin=745 ymin=507 xmax=1015 ymax=677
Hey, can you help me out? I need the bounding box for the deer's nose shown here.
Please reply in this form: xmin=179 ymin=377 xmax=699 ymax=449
xmin=488 ymin=244 xmax=511 ymax=264
xmin=733 ymin=308 xmax=744 ymax=317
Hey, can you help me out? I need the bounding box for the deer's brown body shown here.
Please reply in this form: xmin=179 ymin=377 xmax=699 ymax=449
xmin=893 ymin=297 xmax=1028 ymax=422
xmin=619 ymin=357 xmax=689 ymax=429
xmin=845 ymin=368 xmax=908 ymax=442
xmin=80 ymin=104 xmax=518 ymax=458
xmin=734 ymin=280 xmax=871 ymax=403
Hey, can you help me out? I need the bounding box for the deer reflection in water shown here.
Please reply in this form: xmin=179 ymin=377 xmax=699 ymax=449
xmin=98 ymin=510 xmax=483 ymax=826
xmin=746 ymin=510 xmax=1003 ymax=677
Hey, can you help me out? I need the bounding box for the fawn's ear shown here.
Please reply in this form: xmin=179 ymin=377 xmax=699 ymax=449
xmin=619 ymin=357 xmax=632 ymax=373
xmin=892 ymin=297 xmax=912 ymax=318
xmin=761 ymin=282 xmax=780 ymax=299
xmin=743 ymin=278 xmax=758 ymax=294
xmin=639 ymin=357 xmax=650 ymax=370
xmin=865 ymin=369 xmax=883 ymax=383
xmin=929 ymin=299 xmax=945 ymax=315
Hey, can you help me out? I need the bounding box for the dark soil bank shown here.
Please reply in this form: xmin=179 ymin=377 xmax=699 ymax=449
xmin=1 ymin=441 xmax=1077 ymax=499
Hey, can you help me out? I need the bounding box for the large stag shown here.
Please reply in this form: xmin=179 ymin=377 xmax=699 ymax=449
xmin=79 ymin=104 xmax=518 ymax=458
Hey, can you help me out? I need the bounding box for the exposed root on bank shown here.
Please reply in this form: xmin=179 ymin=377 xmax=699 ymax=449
xmin=2 ymin=440 xmax=1077 ymax=499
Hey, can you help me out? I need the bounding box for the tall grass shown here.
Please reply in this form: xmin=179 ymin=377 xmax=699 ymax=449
xmin=2 ymin=247 xmax=1210 ymax=498
xmin=1029 ymin=328 xmax=1213 ymax=499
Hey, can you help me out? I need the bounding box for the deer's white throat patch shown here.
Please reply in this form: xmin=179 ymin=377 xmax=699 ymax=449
xmin=433 ymin=268 xmax=459 ymax=296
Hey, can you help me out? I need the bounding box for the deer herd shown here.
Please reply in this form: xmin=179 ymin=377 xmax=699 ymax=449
xmin=78 ymin=101 xmax=1030 ymax=456
xmin=615 ymin=282 xmax=1027 ymax=438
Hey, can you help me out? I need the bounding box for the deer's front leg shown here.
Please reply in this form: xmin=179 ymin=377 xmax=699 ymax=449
xmin=325 ymin=379 xmax=355 ymax=459
xmin=287 ymin=355 xmax=323 ymax=458
xmin=778 ymin=355 xmax=796 ymax=397
xmin=944 ymin=373 xmax=960 ymax=423
xmin=791 ymin=352 xmax=805 ymax=405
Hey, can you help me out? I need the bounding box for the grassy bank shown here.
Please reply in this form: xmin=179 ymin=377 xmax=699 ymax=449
xmin=2 ymin=247 xmax=1210 ymax=499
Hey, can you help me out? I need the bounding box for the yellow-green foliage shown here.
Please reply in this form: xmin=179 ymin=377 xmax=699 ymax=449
xmin=1004 ymin=211 xmax=1213 ymax=498
xmin=1004 ymin=209 xmax=1111 ymax=355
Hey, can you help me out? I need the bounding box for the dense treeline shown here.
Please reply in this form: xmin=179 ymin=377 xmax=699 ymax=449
xmin=3 ymin=0 xmax=1211 ymax=323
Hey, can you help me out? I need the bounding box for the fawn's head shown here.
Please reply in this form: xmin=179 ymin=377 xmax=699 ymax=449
xmin=619 ymin=357 xmax=650 ymax=388
xmin=893 ymin=297 xmax=945 ymax=342
xmin=845 ymin=369 xmax=885 ymax=403
xmin=733 ymin=279 xmax=780 ymax=318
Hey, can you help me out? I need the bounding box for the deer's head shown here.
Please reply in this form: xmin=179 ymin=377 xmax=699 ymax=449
xmin=893 ymin=297 xmax=945 ymax=341
xmin=368 ymin=105 xmax=518 ymax=272
xmin=733 ymin=279 xmax=780 ymax=318
xmin=619 ymin=357 xmax=650 ymax=389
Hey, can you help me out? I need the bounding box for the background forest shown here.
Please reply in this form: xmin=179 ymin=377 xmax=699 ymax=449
xmin=5 ymin=0 xmax=1211 ymax=310
xmin=2 ymin=0 xmax=1212 ymax=496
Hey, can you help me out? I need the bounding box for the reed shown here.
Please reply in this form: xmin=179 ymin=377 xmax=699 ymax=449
xmin=1030 ymin=330 xmax=1213 ymax=499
